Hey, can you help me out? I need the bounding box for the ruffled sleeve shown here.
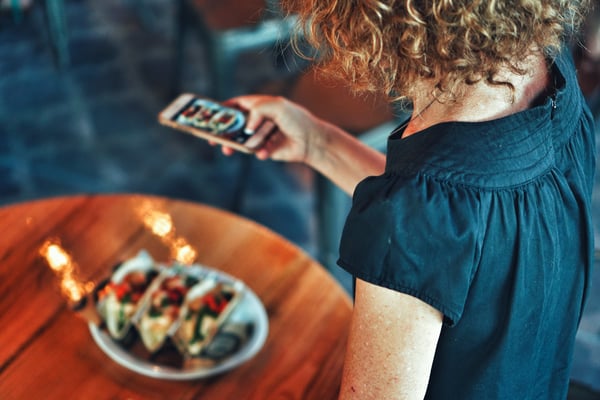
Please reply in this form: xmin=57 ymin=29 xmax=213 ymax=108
xmin=337 ymin=171 xmax=483 ymax=325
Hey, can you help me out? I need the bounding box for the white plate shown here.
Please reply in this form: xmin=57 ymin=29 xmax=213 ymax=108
xmin=89 ymin=269 xmax=268 ymax=380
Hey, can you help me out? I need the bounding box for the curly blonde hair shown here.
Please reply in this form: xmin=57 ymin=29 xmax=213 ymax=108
xmin=284 ymin=0 xmax=590 ymax=100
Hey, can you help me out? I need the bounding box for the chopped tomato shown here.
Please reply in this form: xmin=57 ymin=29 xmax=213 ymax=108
xmin=130 ymin=292 xmax=144 ymax=303
xmin=112 ymin=281 xmax=132 ymax=301
xmin=204 ymin=292 xmax=229 ymax=314
xmin=167 ymin=289 xmax=183 ymax=304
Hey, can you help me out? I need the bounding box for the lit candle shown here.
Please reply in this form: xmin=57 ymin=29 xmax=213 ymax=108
xmin=70 ymin=292 xmax=102 ymax=326
xmin=134 ymin=201 xmax=198 ymax=265
xmin=39 ymin=239 xmax=100 ymax=325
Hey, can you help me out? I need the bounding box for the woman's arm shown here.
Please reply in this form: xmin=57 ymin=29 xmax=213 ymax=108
xmin=226 ymin=95 xmax=386 ymax=195
xmin=340 ymin=279 xmax=443 ymax=400
xmin=305 ymin=120 xmax=386 ymax=195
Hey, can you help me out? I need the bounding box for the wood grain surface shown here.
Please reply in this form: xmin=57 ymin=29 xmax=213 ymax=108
xmin=0 ymin=194 xmax=352 ymax=400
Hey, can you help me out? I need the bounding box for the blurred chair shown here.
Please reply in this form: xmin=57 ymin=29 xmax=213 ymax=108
xmin=2 ymin=0 xmax=31 ymax=22
xmin=171 ymin=0 xmax=299 ymax=100
xmin=43 ymin=0 xmax=69 ymax=68
xmin=3 ymin=0 xmax=69 ymax=68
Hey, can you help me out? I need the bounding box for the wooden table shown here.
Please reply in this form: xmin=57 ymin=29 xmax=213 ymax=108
xmin=0 ymin=194 xmax=352 ymax=399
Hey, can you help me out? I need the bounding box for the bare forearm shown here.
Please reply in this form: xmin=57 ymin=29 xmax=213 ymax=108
xmin=227 ymin=95 xmax=386 ymax=193
xmin=306 ymin=122 xmax=386 ymax=195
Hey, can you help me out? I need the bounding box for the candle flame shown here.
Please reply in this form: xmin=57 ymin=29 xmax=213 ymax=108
xmin=143 ymin=210 xmax=173 ymax=238
xmin=44 ymin=243 xmax=70 ymax=271
xmin=61 ymin=276 xmax=84 ymax=303
xmin=39 ymin=239 xmax=93 ymax=303
xmin=173 ymin=239 xmax=197 ymax=265
xmin=135 ymin=201 xmax=198 ymax=265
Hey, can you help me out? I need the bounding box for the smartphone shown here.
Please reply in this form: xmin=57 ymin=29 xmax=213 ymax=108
xmin=158 ymin=93 xmax=276 ymax=153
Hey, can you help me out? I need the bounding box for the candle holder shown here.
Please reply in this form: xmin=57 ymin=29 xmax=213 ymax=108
xmin=70 ymin=293 xmax=102 ymax=326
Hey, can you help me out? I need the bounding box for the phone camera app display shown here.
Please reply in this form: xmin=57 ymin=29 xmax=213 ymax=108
xmin=176 ymin=99 xmax=250 ymax=143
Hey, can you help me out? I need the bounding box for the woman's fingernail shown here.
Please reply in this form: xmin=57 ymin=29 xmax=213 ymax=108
xmin=244 ymin=128 xmax=255 ymax=135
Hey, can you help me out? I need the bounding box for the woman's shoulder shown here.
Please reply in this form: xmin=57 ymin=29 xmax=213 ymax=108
xmin=383 ymin=116 xmax=554 ymax=190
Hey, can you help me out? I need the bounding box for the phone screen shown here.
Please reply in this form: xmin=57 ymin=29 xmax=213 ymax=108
xmin=172 ymin=97 xmax=253 ymax=145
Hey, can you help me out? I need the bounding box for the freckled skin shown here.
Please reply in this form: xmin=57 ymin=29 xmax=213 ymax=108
xmin=339 ymin=279 xmax=442 ymax=399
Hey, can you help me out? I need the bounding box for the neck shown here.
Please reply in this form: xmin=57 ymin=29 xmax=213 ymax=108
xmin=403 ymin=52 xmax=550 ymax=138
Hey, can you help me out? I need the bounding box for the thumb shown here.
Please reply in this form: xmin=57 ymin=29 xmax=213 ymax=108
xmin=227 ymin=96 xmax=277 ymax=132
xmin=244 ymin=109 xmax=267 ymax=133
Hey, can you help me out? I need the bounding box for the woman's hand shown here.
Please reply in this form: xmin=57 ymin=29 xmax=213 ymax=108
xmin=221 ymin=95 xmax=325 ymax=164
xmin=218 ymin=94 xmax=386 ymax=195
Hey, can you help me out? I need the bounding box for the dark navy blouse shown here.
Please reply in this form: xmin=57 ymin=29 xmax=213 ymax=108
xmin=338 ymin=49 xmax=596 ymax=399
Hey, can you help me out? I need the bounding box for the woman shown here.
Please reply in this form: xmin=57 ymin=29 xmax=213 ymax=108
xmin=221 ymin=1 xmax=596 ymax=398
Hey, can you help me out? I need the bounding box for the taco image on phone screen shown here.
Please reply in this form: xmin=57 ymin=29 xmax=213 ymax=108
xmin=136 ymin=269 xmax=200 ymax=353
xmin=96 ymin=251 xmax=159 ymax=340
xmin=177 ymin=99 xmax=245 ymax=136
xmin=173 ymin=279 xmax=243 ymax=357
